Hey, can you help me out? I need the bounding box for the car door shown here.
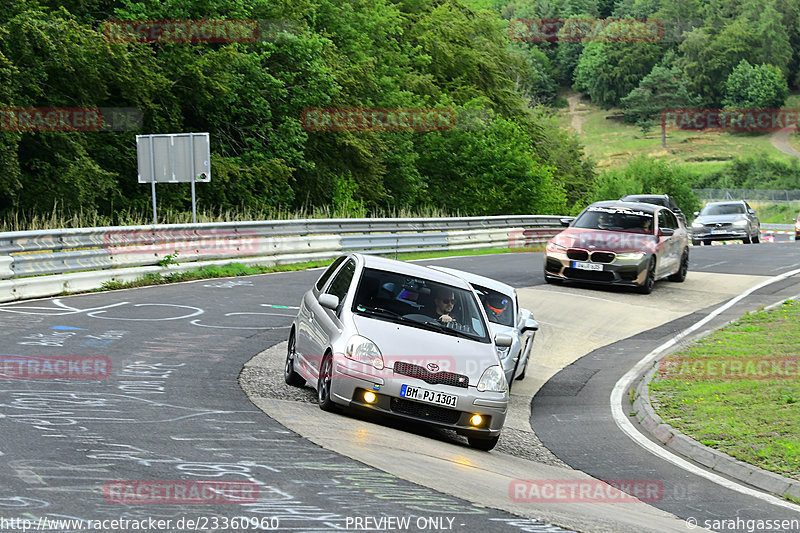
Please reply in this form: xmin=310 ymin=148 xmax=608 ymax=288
xmin=305 ymin=258 xmax=357 ymax=377
xmin=295 ymin=256 xmax=346 ymax=376
xmin=656 ymin=209 xmax=680 ymax=275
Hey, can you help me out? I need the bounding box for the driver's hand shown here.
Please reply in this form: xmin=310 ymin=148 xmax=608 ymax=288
xmin=438 ymin=314 xmax=455 ymax=323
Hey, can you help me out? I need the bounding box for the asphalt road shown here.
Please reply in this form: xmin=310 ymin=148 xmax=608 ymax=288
xmin=0 ymin=240 xmax=798 ymax=532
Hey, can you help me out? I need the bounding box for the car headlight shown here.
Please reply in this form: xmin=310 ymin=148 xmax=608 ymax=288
xmin=477 ymin=365 xmax=507 ymax=392
xmin=733 ymin=219 xmax=748 ymax=227
xmin=546 ymin=241 xmax=567 ymax=253
xmin=691 ymin=221 xmax=703 ymax=228
xmin=616 ymin=252 xmax=645 ymax=261
xmin=345 ymin=335 xmax=384 ymax=370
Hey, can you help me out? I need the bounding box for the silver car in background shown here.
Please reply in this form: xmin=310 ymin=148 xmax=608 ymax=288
xmin=429 ymin=266 xmax=538 ymax=389
xmin=285 ymin=253 xmax=512 ymax=450
xmin=691 ymin=200 xmax=761 ymax=245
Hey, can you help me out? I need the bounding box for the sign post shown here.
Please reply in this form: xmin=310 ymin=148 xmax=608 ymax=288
xmin=136 ymin=132 xmax=211 ymax=224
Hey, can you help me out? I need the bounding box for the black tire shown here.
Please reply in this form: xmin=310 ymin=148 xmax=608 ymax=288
xmin=691 ymin=239 xmax=700 ymax=246
xmin=284 ymin=331 xmax=305 ymax=387
xmin=752 ymin=232 xmax=760 ymax=244
xmin=742 ymin=234 xmax=751 ymax=244
xmin=668 ymin=249 xmax=689 ymax=282
xmin=468 ymin=434 xmax=500 ymax=451
xmin=317 ymin=353 xmax=337 ymax=412
xmin=702 ymin=240 xmax=711 ymax=245
xmin=637 ymin=257 xmax=656 ymax=294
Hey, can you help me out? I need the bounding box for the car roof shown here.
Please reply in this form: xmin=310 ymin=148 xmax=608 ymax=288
xmin=427 ymin=265 xmax=515 ymax=297
xmin=620 ymin=194 xmax=669 ymax=200
xmin=588 ymin=200 xmax=660 ymax=215
xmin=354 ymin=253 xmax=473 ymax=289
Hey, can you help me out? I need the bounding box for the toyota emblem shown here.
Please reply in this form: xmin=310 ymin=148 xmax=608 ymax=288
xmin=426 ymin=363 xmax=439 ymax=372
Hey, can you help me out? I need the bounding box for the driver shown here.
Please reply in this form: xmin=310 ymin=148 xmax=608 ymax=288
xmin=429 ymin=287 xmax=456 ymax=324
xmin=597 ymin=211 xmax=614 ymax=229
xmin=485 ymin=293 xmax=508 ymax=321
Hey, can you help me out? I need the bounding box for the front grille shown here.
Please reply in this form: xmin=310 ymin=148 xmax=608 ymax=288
xmin=390 ymin=398 xmax=461 ymax=424
xmin=567 ymin=249 xmax=589 ymax=261
xmin=564 ymin=268 xmax=614 ymax=282
xmin=590 ymin=251 xmax=615 ymax=263
xmin=704 ymin=223 xmax=732 ymax=229
xmin=393 ymin=362 xmax=468 ymax=388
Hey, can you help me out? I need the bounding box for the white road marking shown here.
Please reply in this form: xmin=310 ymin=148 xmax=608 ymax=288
xmin=610 ymin=267 xmax=800 ymax=512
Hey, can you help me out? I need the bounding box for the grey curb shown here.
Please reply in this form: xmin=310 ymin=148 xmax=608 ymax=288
xmin=632 ymin=356 xmax=800 ymax=501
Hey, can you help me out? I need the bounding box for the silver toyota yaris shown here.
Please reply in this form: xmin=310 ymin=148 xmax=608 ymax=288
xmin=285 ymin=253 xmax=511 ymax=450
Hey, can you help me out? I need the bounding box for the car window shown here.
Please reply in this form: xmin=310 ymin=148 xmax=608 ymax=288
xmin=574 ymin=206 xmax=655 ymax=234
xmin=315 ymin=256 xmax=346 ymax=291
xmin=473 ymin=284 xmax=514 ymax=327
xmin=324 ymin=259 xmax=356 ymax=308
xmin=658 ymin=210 xmax=678 ymax=230
xmin=352 ymin=267 xmax=489 ymax=341
xmin=701 ymin=203 xmax=745 ymax=215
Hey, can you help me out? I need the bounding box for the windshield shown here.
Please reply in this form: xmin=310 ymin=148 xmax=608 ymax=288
xmin=573 ymin=206 xmax=655 ymax=234
xmin=701 ymin=203 xmax=745 ymax=216
xmin=352 ymin=267 xmax=489 ymax=341
xmin=472 ymin=285 xmax=514 ymax=327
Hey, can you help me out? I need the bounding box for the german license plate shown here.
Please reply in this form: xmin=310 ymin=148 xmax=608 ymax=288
xmin=572 ymin=261 xmax=603 ymax=271
xmin=711 ymin=229 xmax=728 ymax=234
xmin=400 ymin=384 xmax=457 ymax=408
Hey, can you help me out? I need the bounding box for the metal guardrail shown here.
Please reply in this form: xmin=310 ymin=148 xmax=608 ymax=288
xmin=0 ymin=216 xmax=564 ymax=280
xmin=693 ymin=189 xmax=800 ymax=204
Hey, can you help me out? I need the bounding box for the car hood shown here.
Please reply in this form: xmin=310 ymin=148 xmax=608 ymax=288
xmin=550 ymin=228 xmax=658 ymax=253
xmin=353 ymin=315 xmax=498 ymax=381
xmin=695 ymin=214 xmax=747 ymax=224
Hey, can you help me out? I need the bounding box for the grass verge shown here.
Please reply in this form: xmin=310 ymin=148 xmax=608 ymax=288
xmin=95 ymin=246 xmax=545 ymax=292
xmin=649 ymin=299 xmax=800 ymax=483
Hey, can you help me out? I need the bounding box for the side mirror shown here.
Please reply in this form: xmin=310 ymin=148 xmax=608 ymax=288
xmin=494 ymin=334 xmax=513 ymax=348
xmin=560 ymin=217 xmax=574 ymax=227
xmin=693 ymin=211 xmax=700 ymax=217
xmin=748 ymin=209 xmax=756 ymax=214
xmin=659 ymin=227 xmax=675 ymax=236
xmin=521 ymin=318 xmax=539 ymax=334
xmin=318 ymin=294 xmax=340 ymax=311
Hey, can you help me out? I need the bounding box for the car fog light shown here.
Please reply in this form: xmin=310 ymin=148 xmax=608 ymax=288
xmin=470 ymin=414 xmax=483 ymax=426
xmin=363 ymin=391 xmax=377 ymax=404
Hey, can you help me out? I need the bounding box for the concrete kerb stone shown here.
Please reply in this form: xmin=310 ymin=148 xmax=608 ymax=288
xmin=632 ymin=327 xmax=800 ymax=501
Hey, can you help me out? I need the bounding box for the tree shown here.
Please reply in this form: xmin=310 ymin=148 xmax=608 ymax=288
xmin=723 ymin=60 xmax=788 ymax=109
xmin=620 ymin=63 xmax=698 ymax=147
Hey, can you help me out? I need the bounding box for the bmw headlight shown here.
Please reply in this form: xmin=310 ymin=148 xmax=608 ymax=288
xmin=477 ymin=365 xmax=507 ymax=392
xmin=733 ymin=219 xmax=748 ymax=227
xmin=345 ymin=335 xmax=384 ymax=370
xmin=546 ymin=241 xmax=567 ymax=253
xmin=616 ymin=252 xmax=645 ymax=261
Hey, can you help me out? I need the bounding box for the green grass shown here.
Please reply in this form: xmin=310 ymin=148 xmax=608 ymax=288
xmin=95 ymin=245 xmax=545 ymax=292
xmin=560 ymin=93 xmax=800 ymax=179
xmin=649 ymin=300 xmax=800 ymax=484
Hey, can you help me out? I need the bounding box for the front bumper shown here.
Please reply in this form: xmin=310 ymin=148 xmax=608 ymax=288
xmin=691 ymin=228 xmax=749 ymax=241
xmin=329 ymin=357 xmax=508 ymax=436
xmin=544 ymin=250 xmax=649 ymax=287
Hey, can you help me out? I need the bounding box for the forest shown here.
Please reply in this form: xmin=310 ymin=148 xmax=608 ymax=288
xmin=1 ymin=0 xmax=798 ymax=224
